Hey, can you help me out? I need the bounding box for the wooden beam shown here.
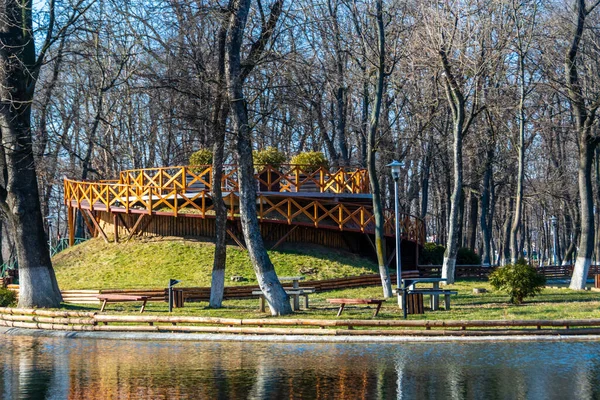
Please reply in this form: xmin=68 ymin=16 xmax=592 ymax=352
xmin=67 ymin=207 xmax=75 ymax=247
xmin=227 ymin=229 xmax=246 ymax=250
xmin=113 ymin=213 xmax=119 ymax=243
xmin=270 ymin=225 xmax=298 ymax=250
xmin=386 ymin=251 xmax=395 ymax=268
xmin=85 ymin=210 xmax=109 ymax=243
xmin=365 ymin=233 xmax=377 ymax=253
xmin=80 ymin=209 xmax=96 ymax=238
xmin=126 ymin=214 xmax=148 ymax=241
xmin=116 ymin=213 xmax=131 ymax=236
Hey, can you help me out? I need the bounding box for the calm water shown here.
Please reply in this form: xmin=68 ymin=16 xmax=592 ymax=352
xmin=1 ymin=335 xmax=600 ymax=399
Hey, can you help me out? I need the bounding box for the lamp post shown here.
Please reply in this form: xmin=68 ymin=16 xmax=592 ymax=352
xmin=387 ymin=160 xmax=404 ymax=317
xmin=45 ymin=216 xmax=55 ymax=256
xmin=550 ymin=216 xmax=558 ymax=266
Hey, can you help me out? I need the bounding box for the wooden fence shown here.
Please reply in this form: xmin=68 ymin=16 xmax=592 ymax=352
xmin=9 ymin=265 xmax=598 ymax=305
xmin=2 ymin=307 xmax=600 ymax=336
xmin=116 ymin=165 xmax=370 ymax=194
xmin=63 ymin=165 xmax=425 ymax=245
xmin=417 ymin=264 xmax=600 ymax=280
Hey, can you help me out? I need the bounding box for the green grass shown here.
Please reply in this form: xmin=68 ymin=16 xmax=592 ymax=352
xmin=53 ymin=237 xmax=600 ymax=322
xmin=52 ymin=237 xmax=377 ymax=289
xmin=61 ymin=279 xmax=600 ymax=322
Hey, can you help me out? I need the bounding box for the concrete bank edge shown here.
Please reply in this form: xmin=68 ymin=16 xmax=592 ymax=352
xmin=2 ymin=326 xmax=600 ymax=343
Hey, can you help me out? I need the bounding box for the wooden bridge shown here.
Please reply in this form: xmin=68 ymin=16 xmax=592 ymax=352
xmin=63 ymin=165 xmax=425 ymax=259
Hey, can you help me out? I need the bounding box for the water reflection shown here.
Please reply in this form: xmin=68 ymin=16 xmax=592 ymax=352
xmin=1 ymin=335 xmax=600 ymax=399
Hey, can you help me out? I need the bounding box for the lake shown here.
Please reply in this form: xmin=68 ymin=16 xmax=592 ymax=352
xmin=1 ymin=334 xmax=600 ymax=399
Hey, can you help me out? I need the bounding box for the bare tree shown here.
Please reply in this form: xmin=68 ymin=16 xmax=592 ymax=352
xmin=226 ymin=0 xmax=291 ymax=315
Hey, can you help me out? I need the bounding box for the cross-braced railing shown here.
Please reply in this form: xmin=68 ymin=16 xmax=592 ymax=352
xmin=63 ymin=165 xmax=425 ymax=244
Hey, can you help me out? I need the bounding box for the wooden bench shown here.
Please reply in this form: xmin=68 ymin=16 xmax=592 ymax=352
xmin=252 ymin=289 xmax=314 ymax=312
xmin=97 ymin=294 xmax=150 ymax=313
xmin=327 ymin=298 xmax=385 ymax=317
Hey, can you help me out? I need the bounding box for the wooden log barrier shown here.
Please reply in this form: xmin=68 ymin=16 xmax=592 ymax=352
xmin=3 ymin=307 xmax=600 ymax=335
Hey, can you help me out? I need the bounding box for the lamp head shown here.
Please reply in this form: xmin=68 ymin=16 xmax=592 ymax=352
xmin=386 ymin=160 xmax=403 ymax=181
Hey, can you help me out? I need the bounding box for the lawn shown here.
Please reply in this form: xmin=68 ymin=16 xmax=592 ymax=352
xmin=53 ymin=237 xmax=378 ymax=289
xmin=63 ymin=280 xmax=600 ymax=321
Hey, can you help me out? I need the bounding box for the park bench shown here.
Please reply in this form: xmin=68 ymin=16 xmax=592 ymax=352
xmin=97 ymin=294 xmax=150 ymax=313
xmin=252 ymin=288 xmax=315 ymax=312
xmin=327 ymin=298 xmax=385 ymax=317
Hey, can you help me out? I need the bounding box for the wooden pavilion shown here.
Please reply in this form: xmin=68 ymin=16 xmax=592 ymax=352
xmin=63 ymin=164 xmax=425 ymax=267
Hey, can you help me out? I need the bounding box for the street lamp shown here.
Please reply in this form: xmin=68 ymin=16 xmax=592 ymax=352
xmin=387 ymin=160 xmax=405 ymax=317
xmin=45 ymin=216 xmax=55 ymax=256
xmin=550 ymin=216 xmax=558 ymax=266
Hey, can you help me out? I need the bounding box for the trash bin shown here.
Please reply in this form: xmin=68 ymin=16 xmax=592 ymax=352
xmin=173 ymin=289 xmax=185 ymax=308
xmin=406 ymin=293 xmax=424 ymax=314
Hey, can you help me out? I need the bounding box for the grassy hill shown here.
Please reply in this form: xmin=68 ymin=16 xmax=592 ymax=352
xmin=52 ymin=237 xmax=378 ymax=290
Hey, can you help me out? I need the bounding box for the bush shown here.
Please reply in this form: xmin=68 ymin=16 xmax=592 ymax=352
xmin=290 ymin=151 xmax=329 ymax=173
xmin=0 ymin=288 xmax=17 ymax=307
xmin=189 ymin=149 xmax=213 ymax=166
xmin=420 ymin=242 xmax=445 ymax=265
xmin=489 ymin=259 xmax=546 ymax=304
xmin=457 ymin=247 xmax=481 ymax=265
xmin=253 ymin=147 xmax=287 ymax=169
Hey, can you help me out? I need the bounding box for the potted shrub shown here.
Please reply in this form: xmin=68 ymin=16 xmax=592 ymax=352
xmin=253 ymin=147 xmax=287 ymax=191
xmin=188 ymin=149 xmax=213 ymax=190
xmin=290 ymin=151 xmax=329 ymax=192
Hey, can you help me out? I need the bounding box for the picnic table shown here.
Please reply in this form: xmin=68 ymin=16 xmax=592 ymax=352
xmin=327 ymin=298 xmax=385 ymax=317
xmin=399 ymin=277 xmax=457 ymax=311
xmin=97 ymin=294 xmax=150 ymax=313
xmin=279 ymin=276 xmax=305 ymax=309
xmin=252 ymin=287 xmax=315 ymax=312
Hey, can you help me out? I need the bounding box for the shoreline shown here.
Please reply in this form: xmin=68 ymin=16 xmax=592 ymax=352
xmin=3 ymin=326 xmax=600 ymax=343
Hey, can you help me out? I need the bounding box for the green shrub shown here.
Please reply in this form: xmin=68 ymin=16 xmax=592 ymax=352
xmin=253 ymin=147 xmax=287 ymax=169
xmin=290 ymin=151 xmax=329 ymax=173
xmin=189 ymin=149 xmax=213 ymax=166
xmin=420 ymin=242 xmax=445 ymax=265
xmin=489 ymin=259 xmax=546 ymax=304
xmin=457 ymin=247 xmax=481 ymax=265
xmin=0 ymin=288 xmax=17 ymax=307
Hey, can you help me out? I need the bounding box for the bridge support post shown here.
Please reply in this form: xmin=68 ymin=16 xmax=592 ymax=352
xmin=68 ymin=206 xmax=75 ymax=247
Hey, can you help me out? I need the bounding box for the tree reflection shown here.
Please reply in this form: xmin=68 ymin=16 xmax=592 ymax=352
xmin=0 ymin=337 xmax=600 ymax=398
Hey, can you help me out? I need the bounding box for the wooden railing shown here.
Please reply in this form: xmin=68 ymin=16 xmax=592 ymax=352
xmin=64 ymin=165 xmax=425 ymax=244
xmin=116 ymin=165 xmax=370 ymax=194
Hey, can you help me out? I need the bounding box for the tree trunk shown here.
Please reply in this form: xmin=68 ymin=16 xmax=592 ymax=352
xmin=225 ymin=0 xmax=291 ymax=315
xmin=466 ymin=190 xmax=478 ymax=251
xmin=510 ymin=68 xmax=526 ymax=263
xmin=209 ymin=15 xmax=229 ymax=309
xmin=566 ymin=0 xmax=600 ymax=289
xmin=442 ymin=117 xmax=463 ymax=284
xmin=366 ymin=0 xmax=392 ymax=298
xmin=420 ymin=140 xmax=432 ymax=220
xmin=0 ymin=0 xmax=61 ymax=307
xmin=570 ymin=141 xmax=596 ymax=288
xmin=480 ymin=145 xmax=493 ymax=265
